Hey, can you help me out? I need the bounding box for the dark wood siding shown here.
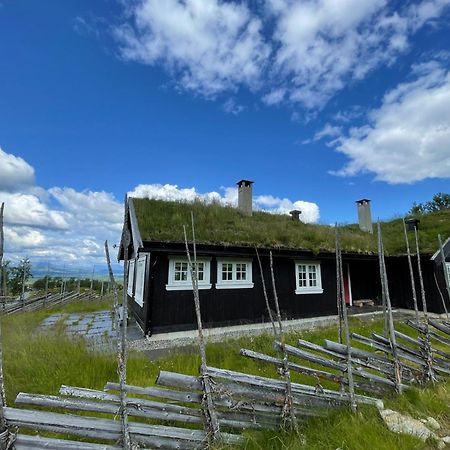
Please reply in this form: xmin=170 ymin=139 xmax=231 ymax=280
xmin=147 ymin=253 xmax=338 ymax=334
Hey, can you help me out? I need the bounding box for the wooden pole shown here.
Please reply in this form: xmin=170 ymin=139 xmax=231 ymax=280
xmin=335 ymin=224 xmax=343 ymax=345
xmin=336 ymin=227 xmax=356 ymax=412
xmin=100 ymin=280 xmax=104 ymax=298
xmin=104 ymin=240 xmax=119 ymax=328
xmin=60 ymin=264 xmax=66 ymax=299
xmin=183 ymin=215 xmax=220 ymax=444
xmin=119 ymin=197 xmax=131 ymax=449
xmin=414 ymin=226 xmax=435 ymax=382
xmin=269 ymin=251 xmax=297 ymax=431
xmin=0 ymin=203 xmax=3 ymax=300
xmin=438 ymin=234 xmax=450 ymax=318
xmin=255 ymin=248 xmax=277 ymax=336
xmin=403 ymin=219 xmax=419 ymax=322
xmin=21 ymin=259 xmax=26 ymax=307
xmin=90 ymin=266 xmax=95 ymax=299
xmin=377 ymin=221 xmax=402 ymax=392
xmin=377 ymin=221 xmax=388 ymax=337
xmin=44 ymin=262 xmax=49 ymax=305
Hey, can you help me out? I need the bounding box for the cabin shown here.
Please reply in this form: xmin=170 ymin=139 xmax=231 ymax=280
xmin=118 ymin=182 xmax=450 ymax=336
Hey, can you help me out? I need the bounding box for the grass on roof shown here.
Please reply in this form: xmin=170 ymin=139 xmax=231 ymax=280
xmin=132 ymin=198 xmax=450 ymax=255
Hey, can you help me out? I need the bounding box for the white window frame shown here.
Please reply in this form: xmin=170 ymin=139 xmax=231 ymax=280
xmin=134 ymin=254 xmax=148 ymax=307
xmin=166 ymin=257 xmax=212 ymax=291
xmin=127 ymin=259 xmax=135 ymax=297
xmin=216 ymin=258 xmax=254 ymax=289
xmin=295 ymin=261 xmax=323 ymax=294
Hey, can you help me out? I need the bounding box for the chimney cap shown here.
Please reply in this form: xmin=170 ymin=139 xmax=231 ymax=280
xmin=405 ymin=218 xmax=420 ymax=225
xmin=236 ymin=179 xmax=254 ymax=187
xmin=356 ymin=198 xmax=371 ymax=204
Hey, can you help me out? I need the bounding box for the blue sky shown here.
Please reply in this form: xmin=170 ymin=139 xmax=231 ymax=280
xmin=1 ymin=0 xmax=450 ymax=271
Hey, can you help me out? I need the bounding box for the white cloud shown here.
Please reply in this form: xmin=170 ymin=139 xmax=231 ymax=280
xmin=267 ymin=0 xmax=450 ymax=109
xmin=114 ymin=0 xmax=450 ymax=109
xmin=129 ymin=183 xmax=320 ymax=223
xmin=0 ymin=147 xmax=35 ymax=191
xmin=313 ymin=124 xmax=342 ymax=141
xmin=0 ymin=192 xmax=69 ymax=230
xmin=222 ymin=98 xmax=245 ymax=115
xmin=115 ymin=0 xmax=270 ymax=97
xmin=262 ymin=88 xmax=286 ymax=105
xmin=331 ymin=61 xmax=450 ymax=183
xmin=254 ymin=195 xmax=320 ymax=223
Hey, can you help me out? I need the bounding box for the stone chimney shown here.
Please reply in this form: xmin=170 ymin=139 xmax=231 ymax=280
xmin=356 ymin=199 xmax=373 ymax=233
xmin=289 ymin=210 xmax=302 ymax=221
xmin=237 ymin=180 xmax=254 ymax=216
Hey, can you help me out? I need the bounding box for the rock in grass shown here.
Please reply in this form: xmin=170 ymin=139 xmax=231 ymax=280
xmin=379 ymin=409 xmax=438 ymax=441
xmin=425 ymin=417 xmax=441 ymax=431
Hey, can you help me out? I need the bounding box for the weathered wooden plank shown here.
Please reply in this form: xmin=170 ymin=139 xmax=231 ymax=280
xmin=298 ymin=339 xmax=394 ymax=378
xmin=241 ymin=348 xmax=345 ymax=384
xmin=103 ymin=382 xmax=203 ymax=404
xmin=204 ymin=367 xmax=383 ymax=408
xmin=407 ymin=320 xmax=450 ymax=346
xmin=13 ymin=434 xmax=121 ymax=450
xmin=4 ymin=407 xmax=242 ymax=446
xmin=156 ymin=370 xmax=337 ymax=409
xmin=429 ymin=319 xmax=450 ymax=336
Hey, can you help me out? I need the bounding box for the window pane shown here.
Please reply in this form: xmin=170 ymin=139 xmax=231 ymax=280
xmin=298 ymin=265 xmax=307 ymax=287
xmin=196 ymin=262 xmax=204 ymax=281
xmin=222 ymin=263 xmax=233 ymax=281
xmin=236 ymin=263 xmax=247 ymax=281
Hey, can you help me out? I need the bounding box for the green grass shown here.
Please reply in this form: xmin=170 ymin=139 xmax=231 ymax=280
xmin=132 ymin=198 xmax=450 ymax=255
xmin=3 ymin=300 xmax=450 ymax=448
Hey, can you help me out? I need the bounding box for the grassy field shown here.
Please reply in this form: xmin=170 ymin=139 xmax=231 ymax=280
xmin=2 ymin=298 xmax=450 ymax=449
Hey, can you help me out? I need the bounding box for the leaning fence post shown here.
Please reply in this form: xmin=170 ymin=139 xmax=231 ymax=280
xmin=118 ymin=197 xmax=132 ymax=449
xmin=377 ymin=221 xmax=402 ymax=392
xmin=255 ymin=248 xmax=277 ymax=336
xmin=403 ymin=219 xmax=419 ymax=322
xmin=104 ymin=240 xmax=119 ymax=329
xmin=0 ymin=318 xmax=9 ymax=449
xmin=0 ymin=204 xmax=3 ymax=300
xmin=438 ymin=234 xmax=450 ymax=318
xmin=336 ymin=227 xmax=356 ymax=412
xmin=269 ymin=251 xmax=297 ymax=431
xmin=183 ymin=215 xmax=220 ymax=445
xmin=414 ymin=226 xmax=435 ymax=382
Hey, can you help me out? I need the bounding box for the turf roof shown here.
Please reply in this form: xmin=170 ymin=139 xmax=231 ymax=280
xmin=132 ymin=198 xmax=450 ymax=255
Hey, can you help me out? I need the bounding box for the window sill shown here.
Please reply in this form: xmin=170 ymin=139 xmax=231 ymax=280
xmin=166 ymin=284 xmax=212 ymax=291
xmin=295 ymin=288 xmax=324 ymax=295
xmin=216 ymin=282 xmax=254 ymax=290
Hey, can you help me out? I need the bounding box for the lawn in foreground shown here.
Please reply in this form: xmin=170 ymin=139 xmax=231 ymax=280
xmin=2 ymin=299 xmax=450 ymax=449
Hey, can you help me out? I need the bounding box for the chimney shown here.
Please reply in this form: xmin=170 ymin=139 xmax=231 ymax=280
xmin=237 ymin=179 xmax=254 ymax=216
xmin=356 ymin=199 xmax=373 ymax=233
xmin=289 ymin=210 xmax=302 ymax=221
xmin=405 ymin=217 xmax=420 ymax=232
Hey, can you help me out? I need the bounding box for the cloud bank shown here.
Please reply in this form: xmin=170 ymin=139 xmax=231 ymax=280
xmin=0 ymin=149 xmax=320 ymax=270
xmin=330 ymin=60 xmax=450 ymax=183
xmin=114 ymin=0 xmax=450 ymax=109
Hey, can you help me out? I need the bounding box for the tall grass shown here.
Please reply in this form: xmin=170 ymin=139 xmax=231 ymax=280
xmin=2 ymin=300 xmax=450 ymax=448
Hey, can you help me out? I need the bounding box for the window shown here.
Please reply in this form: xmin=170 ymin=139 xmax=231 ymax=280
xmin=446 ymin=263 xmax=450 ymax=280
xmin=216 ymin=259 xmax=253 ymax=289
xmin=295 ymin=261 xmax=323 ymax=294
xmin=134 ymin=254 xmax=149 ymax=307
xmin=127 ymin=259 xmax=135 ymax=297
xmin=166 ymin=258 xmax=211 ymax=291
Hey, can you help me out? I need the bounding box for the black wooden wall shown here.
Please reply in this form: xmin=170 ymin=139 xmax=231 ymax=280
xmin=146 ymin=252 xmax=339 ymax=334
